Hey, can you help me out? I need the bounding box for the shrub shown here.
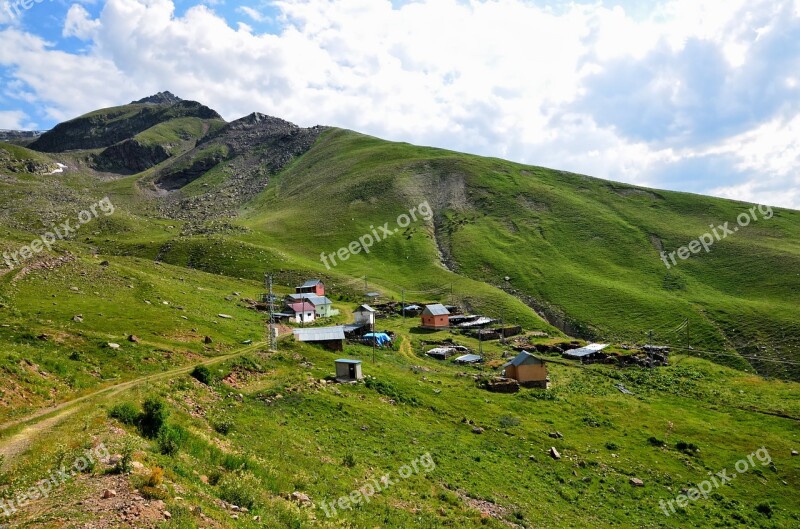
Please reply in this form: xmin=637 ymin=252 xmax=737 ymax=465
xmin=499 ymin=415 xmax=520 ymax=428
xmin=111 ymin=439 xmax=135 ymax=475
xmin=218 ymin=471 xmax=260 ymax=510
xmin=109 ymin=402 xmax=140 ymax=426
xmin=158 ymin=425 xmax=188 ymax=456
xmin=191 ymin=365 xmax=213 ymax=385
xmin=141 ymin=485 xmax=169 ymax=501
xmin=213 ymin=419 xmax=234 ymax=435
xmin=139 ymin=396 xmax=169 ymax=438
xmin=676 ymin=440 xmax=699 ymax=454
xmin=648 ymin=436 xmax=666 ymax=447
xmin=343 ymin=453 xmax=356 ymax=468
xmin=605 ymin=442 xmax=619 ymax=450
xmin=755 ymin=502 xmax=773 ymax=518
xmin=146 ymin=467 xmax=164 ymax=487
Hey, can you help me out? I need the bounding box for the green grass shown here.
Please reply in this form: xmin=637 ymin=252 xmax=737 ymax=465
xmin=0 ymin=107 xmax=799 ymax=528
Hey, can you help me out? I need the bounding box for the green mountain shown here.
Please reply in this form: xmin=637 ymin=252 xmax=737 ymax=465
xmin=0 ymin=95 xmax=798 ymax=528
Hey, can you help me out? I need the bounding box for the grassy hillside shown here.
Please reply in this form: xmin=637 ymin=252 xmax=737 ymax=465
xmin=1 ymin=320 xmax=798 ymax=528
xmin=237 ymin=129 xmax=800 ymax=379
xmin=1 ymin=101 xmax=799 ymax=528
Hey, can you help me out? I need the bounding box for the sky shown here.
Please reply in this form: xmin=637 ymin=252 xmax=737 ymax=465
xmin=1 ymin=0 xmax=799 ymax=209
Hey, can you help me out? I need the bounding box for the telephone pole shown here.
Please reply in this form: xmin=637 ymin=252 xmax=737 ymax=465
xmin=266 ymin=274 xmax=277 ymax=352
xmin=685 ymin=318 xmax=690 ymax=350
xmin=401 ymin=289 xmax=406 ymax=319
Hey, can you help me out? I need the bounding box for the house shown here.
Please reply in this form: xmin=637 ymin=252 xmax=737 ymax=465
xmin=502 ymin=351 xmax=549 ymax=388
xmin=563 ymin=343 xmax=609 ymax=362
xmin=296 ymin=279 xmax=325 ymax=296
xmin=354 ymin=304 xmax=376 ymax=326
xmin=285 ymin=301 xmax=316 ymax=323
xmin=335 ymin=359 xmax=363 ymax=382
xmin=294 ymin=326 xmax=345 ymax=351
xmin=421 ymin=304 xmax=450 ymax=329
xmin=286 ymin=293 xmax=339 ymax=318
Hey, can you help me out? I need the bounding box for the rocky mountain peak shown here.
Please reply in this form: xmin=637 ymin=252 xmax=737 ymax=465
xmin=132 ymin=91 xmax=183 ymax=105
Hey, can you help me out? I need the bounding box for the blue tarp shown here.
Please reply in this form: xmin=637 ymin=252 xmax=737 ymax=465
xmin=364 ymin=332 xmax=392 ymax=346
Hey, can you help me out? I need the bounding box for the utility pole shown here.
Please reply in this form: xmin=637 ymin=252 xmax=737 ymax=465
xmin=266 ymin=274 xmax=277 ymax=352
xmin=401 ymin=289 xmax=405 ymax=319
xmin=685 ymin=318 xmax=690 ymax=350
xmin=364 ymin=276 xmax=368 ymax=299
xmin=372 ymin=317 xmax=376 ymax=364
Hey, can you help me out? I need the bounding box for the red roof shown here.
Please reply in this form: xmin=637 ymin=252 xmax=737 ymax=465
xmin=287 ymin=302 xmax=316 ymax=313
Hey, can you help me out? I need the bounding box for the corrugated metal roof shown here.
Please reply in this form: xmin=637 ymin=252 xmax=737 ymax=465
xmin=355 ymin=304 xmax=375 ymax=313
xmin=286 ymin=302 xmax=316 ymax=313
xmin=299 ymin=279 xmax=322 ymax=288
xmin=455 ymin=354 xmax=483 ymax=364
xmin=423 ymin=304 xmax=450 ymax=316
xmin=293 ymin=326 xmax=345 ymax=342
xmin=287 ymin=294 xmax=332 ymax=306
xmin=563 ymin=343 xmax=609 ymax=358
xmin=502 ymin=351 xmax=544 ymax=367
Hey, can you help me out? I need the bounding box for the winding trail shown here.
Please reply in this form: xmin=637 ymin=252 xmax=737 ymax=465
xmin=0 ymin=342 xmax=265 ymax=468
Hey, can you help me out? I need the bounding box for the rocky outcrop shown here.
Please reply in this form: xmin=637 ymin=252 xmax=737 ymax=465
xmin=154 ymin=114 xmax=326 ymax=221
xmin=30 ymin=99 xmax=222 ymax=153
xmin=94 ymin=139 xmax=171 ymax=173
xmin=132 ymin=91 xmax=182 ymax=105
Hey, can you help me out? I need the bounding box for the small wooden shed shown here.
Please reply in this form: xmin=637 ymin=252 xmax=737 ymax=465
xmin=421 ymin=304 xmax=450 ymax=329
xmin=502 ymin=351 xmax=548 ymax=388
xmin=335 ymin=359 xmax=363 ymax=382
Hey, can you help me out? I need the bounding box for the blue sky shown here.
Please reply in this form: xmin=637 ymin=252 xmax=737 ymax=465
xmin=1 ymin=0 xmax=799 ymax=209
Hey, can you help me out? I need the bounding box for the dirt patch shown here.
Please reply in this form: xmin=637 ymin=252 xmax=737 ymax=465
xmin=456 ymin=490 xmax=523 ymax=528
xmin=11 ymin=255 xmax=76 ymax=284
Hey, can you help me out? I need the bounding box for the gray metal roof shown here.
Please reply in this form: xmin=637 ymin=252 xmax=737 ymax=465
xmin=293 ymin=326 xmax=345 ymax=342
xmin=563 ymin=343 xmax=609 ymax=358
xmin=502 ymin=351 xmax=545 ymax=368
xmin=335 ymin=359 xmax=362 ymax=364
xmin=299 ymin=279 xmax=323 ymax=288
xmin=287 ymin=294 xmax=332 ymax=306
xmin=355 ymin=304 xmax=375 ymax=313
xmin=455 ymin=354 xmax=483 ymax=363
xmin=423 ymin=304 xmax=450 ymax=316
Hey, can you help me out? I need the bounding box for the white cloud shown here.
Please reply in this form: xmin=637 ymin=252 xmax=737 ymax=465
xmin=64 ymin=4 xmax=102 ymax=40
xmin=237 ymin=6 xmax=267 ymax=23
xmin=0 ymin=0 xmax=797 ymax=208
xmin=0 ymin=109 xmax=29 ymax=129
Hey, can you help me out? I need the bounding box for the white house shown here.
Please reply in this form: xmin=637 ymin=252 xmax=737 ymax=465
xmin=354 ymin=304 xmax=376 ymax=326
